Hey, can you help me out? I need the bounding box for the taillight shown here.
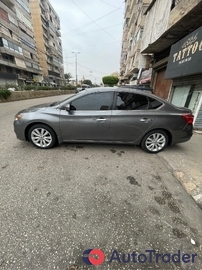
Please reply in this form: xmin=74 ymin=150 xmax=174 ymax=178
xmin=182 ymin=114 xmax=194 ymax=124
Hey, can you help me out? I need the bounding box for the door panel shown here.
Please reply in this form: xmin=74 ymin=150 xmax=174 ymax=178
xmin=109 ymin=110 xmax=157 ymax=142
xmin=109 ymin=92 xmax=157 ymax=142
xmin=59 ymin=110 xmax=111 ymax=141
xmin=59 ymin=92 xmax=113 ymax=141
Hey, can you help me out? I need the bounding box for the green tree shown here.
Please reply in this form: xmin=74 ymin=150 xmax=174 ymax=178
xmin=64 ymin=73 xmax=72 ymax=83
xmin=83 ymin=79 xmax=92 ymax=86
xmin=102 ymin=76 xmax=119 ymax=86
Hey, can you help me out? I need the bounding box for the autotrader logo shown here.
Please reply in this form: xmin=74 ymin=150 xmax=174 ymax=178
xmin=82 ymin=249 xmax=105 ymax=265
xmin=82 ymin=249 xmax=197 ymax=266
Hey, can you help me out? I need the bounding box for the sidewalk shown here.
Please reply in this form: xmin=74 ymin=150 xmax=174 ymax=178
xmin=159 ymin=131 xmax=202 ymax=209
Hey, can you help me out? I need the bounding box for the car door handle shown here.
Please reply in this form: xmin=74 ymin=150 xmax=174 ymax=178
xmin=140 ymin=118 xmax=152 ymax=123
xmin=96 ymin=118 xmax=107 ymax=121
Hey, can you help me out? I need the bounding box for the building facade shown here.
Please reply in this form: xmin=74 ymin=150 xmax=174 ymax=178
xmin=120 ymin=0 xmax=151 ymax=85
xmin=0 ymin=0 xmax=43 ymax=86
xmin=120 ymin=0 xmax=202 ymax=129
xmin=141 ymin=0 xmax=202 ymax=129
xmin=29 ymin=0 xmax=64 ymax=86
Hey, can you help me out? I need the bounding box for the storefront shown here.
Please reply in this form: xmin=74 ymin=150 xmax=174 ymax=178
xmin=165 ymin=26 xmax=202 ymax=129
xmin=152 ymin=64 xmax=173 ymax=100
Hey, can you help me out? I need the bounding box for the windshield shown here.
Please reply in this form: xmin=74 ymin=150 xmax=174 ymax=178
xmin=55 ymin=93 xmax=77 ymax=106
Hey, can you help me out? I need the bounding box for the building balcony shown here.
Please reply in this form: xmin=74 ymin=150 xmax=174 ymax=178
xmin=43 ymin=30 xmax=49 ymax=39
xmin=125 ymin=0 xmax=131 ymax=14
xmin=56 ymin=30 xmax=61 ymax=37
xmin=48 ymin=46 xmax=58 ymax=56
xmin=0 ymin=71 xmax=17 ymax=80
xmin=40 ymin=0 xmax=48 ymax=10
xmin=131 ymin=39 xmax=142 ymax=56
xmin=128 ymin=11 xmax=136 ymax=28
xmin=41 ymin=18 xmax=49 ymax=29
xmin=0 ymin=58 xmax=16 ymax=68
xmin=1 ymin=0 xmax=14 ymax=9
xmin=129 ymin=0 xmax=136 ymax=15
xmin=128 ymin=65 xmax=139 ymax=75
xmin=168 ymin=0 xmax=198 ymax=29
xmin=40 ymin=11 xmax=47 ymax=21
xmin=48 ymin=70 xmax=61 ymax=78
xmin=25 ymin=64 xmax=43 ymax=74
xmin=0 ymin=47 xmax=24 ymax=60
xmin=142 ymin=0 xmax=202 ymax=54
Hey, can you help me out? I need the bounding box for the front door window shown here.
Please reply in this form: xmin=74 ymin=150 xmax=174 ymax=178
xmin=71 ymin=92 xmax=113 ymax=111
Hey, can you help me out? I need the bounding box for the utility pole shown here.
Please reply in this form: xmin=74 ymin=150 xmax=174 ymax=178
xmin=72 ymin=51 xmax=80 ymax=85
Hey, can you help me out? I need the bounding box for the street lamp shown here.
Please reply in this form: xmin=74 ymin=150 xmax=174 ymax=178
xmin=72 ymin=51 xmax=80 ymax=85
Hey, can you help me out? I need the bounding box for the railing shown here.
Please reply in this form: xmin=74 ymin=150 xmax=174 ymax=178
xmin=48 ymin=70 xmax=61 ymax=77
xmin=171 ymin=0 xmax=182 ymax=9
xmin=0 ymin=71 xmax=17 ymax=79
xmin=175 ymin=0 xmax=182 ymax=4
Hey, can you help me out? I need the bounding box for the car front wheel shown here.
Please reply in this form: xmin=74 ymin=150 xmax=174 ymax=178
xmin=28 ymin=124 xmax=56 ymax=149
xmin=141 ymin=130 xmax=168 ymax=153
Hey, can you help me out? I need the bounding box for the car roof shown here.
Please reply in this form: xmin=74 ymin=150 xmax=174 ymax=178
xmin=120 ymin=85 xmax=152 ymax=91
xmin=79 ymin=86 xmax=152 ymax=97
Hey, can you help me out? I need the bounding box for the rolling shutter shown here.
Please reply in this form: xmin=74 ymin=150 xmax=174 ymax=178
xmin=173 ymin=74 xmax=202 ymax=86
xmin=194 ymin=104 xmax=202 ymax=130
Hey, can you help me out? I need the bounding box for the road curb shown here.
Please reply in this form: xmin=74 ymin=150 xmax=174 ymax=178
xmin=172 ymin=170 xmax=202 ymax=210
xmin=157 ymin=154 xmax=202 ymax=210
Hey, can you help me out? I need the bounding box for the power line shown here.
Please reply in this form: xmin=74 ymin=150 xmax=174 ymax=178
xmin=70 ymin=0 xmax=121 ymax=43
xmin=78 ymin=63 xmax=106 ymax=75
xmin=76 ymin=40 xmax=121 ymax=52
xmin=99 ymin=0 xmax=121 ymax=8
xmin=62 ymin=5 xmax=123 ymax=36
xmin=63 ymin=2 xmax=123 ymax=39
xmin=67 ymin=23 xmax=123 ymax=37
xmin=77 ymin=65 xmax=87 ymax=78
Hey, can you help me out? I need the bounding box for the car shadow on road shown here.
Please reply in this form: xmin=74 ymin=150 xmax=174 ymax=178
xmin=59 ymin=142 xmax=142 ymax=153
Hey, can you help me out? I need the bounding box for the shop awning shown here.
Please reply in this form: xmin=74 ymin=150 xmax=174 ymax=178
xmin=140 ymin=77 xmax=151 ymax=84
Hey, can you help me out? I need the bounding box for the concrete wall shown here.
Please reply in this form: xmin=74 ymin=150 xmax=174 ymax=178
xmin=141 ymin=0 xmax=172 ymax=52
xmin=168 ymin=0 xmax=202 ymax=29
xmin=0 ymin=90 xmax=75 ymax=102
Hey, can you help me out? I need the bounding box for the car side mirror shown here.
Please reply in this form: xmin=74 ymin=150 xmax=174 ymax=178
xmin=65 ymin=104 xmax=70 ymax=112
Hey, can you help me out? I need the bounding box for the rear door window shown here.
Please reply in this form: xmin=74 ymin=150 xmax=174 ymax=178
xmin=116 ymin=92 xmax=149 ymax=110
xmin=148 ymin=98 xmax=163 ymax=109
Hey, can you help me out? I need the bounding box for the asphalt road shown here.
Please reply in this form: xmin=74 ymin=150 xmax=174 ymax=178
xmin=0 ymin=95 xmax=202 ymax=270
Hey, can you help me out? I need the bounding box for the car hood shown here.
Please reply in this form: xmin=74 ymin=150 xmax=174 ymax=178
xmin=17 ymin=102 xmax=56 ymax=113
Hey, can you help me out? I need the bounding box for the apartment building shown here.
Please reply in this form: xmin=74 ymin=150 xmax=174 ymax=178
xmin=0 ymin=0 xmax=43 ymax=86
xmin=29 ymin=0 xmax=64 ymax=86
xmin=119 ymin=0 xmax=151 ymax=85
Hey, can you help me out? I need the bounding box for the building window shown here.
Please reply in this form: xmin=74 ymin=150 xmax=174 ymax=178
xmin=171 ymin=84 xmax=202 ymax=113
xmin=0 ymin=38 xmax=23 ymax=55
xmin=133 ymin=28 xmax=143 ymax=46
xmin=6 ymin=67 xmax=12 ymax=73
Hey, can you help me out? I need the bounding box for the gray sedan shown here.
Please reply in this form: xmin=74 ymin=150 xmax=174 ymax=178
xmin=14 ymin=87 xmax=194 ymax=153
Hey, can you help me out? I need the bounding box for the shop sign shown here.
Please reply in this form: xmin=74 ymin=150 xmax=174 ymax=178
xmin=165 ymin=26 xmax=202 ymax=79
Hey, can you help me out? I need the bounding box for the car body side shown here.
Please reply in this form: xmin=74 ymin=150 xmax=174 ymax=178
xmin=14 ymin=87 xmax=193 ymax=147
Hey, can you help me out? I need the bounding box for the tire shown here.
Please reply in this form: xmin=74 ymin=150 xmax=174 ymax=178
xmin=141 ymin=130 xmax=168 ymax=153
xmin=28 ymin=124 xmax=56 ymax=149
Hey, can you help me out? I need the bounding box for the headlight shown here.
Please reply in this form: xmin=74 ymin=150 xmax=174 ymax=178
xmin=15 ymin=114 xmax=22 ymax=121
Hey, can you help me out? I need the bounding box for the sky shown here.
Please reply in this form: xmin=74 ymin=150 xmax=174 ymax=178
xmin=49 ymin=0 xmax=125 ymax=84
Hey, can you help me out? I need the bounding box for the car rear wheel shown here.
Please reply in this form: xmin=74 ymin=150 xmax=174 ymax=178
xmin=141 ymin=130 xmax=168 ymax=153
xmin=28 ymin=124 xmax=56 ymax=149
